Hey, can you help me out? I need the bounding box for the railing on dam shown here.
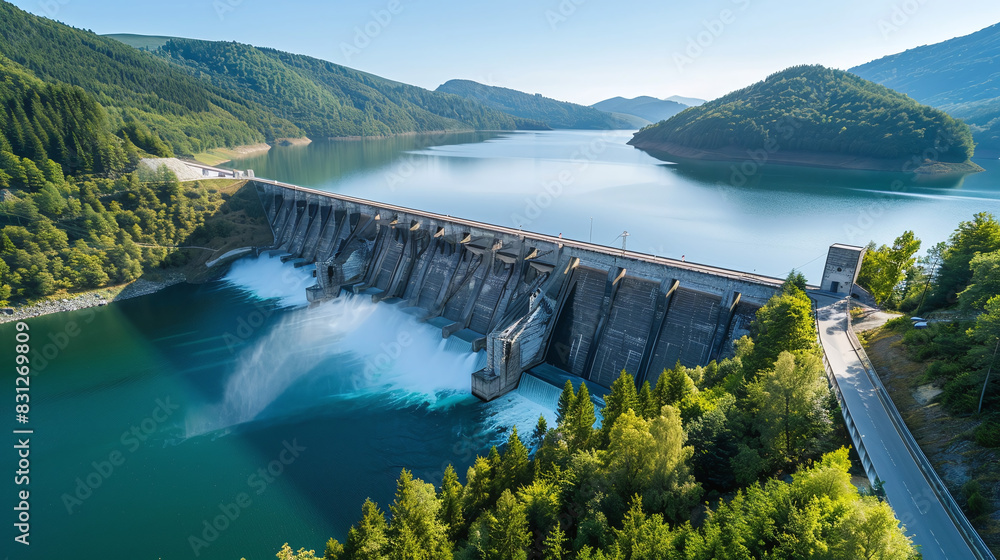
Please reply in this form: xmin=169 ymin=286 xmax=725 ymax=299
xmin=252 ymin=177 xmax=786 ymax=402
xmin=249 ymin=178 xmax=788 ymax=289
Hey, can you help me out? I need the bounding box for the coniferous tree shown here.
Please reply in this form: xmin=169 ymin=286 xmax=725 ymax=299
xmin=555 ymin=380 xmax=575 ymax=426
xmin=343 ymin=499 xmax=389 ymax=560
xmin=600 ymin=370 xmax=639 ymax=444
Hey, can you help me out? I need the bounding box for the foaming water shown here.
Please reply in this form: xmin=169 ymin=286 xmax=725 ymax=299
xmin=186 ymin=256 xmax=495 ymax=437
xmin=224 ymin=255 xmax=315 ymax=308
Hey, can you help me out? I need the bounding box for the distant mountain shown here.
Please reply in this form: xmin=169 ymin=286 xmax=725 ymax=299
xmin=629 ymin=65 xmax=978 ymax=174
xmin=152 ymin=41 xmax=541 ymax=140
xmin=0 ymin=2 xmax=538 ymax=159
xmin=850 ymin=22 xmax=1000 ymax=157
xmin=436 ymin=80 xmax=642 ymax=130
xmin=666 ymin=95 xmax=706 ymax=106
xmin=591 ymin=96 xmax=688 ymax=125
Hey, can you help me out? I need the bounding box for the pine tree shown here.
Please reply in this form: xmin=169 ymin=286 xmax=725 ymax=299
xmin=323 ymin=538 xmax=344 ymax=560
xmin=343 ymin=499 xmax=389 ymax=560
xmin=499 ymin=427 xmax=531 ymax=491
xmin=555 ymin=379 xmax=575 ymax=427
xmin=387 ymin=469 xmax=452 ymax=560
xmin=542 ymin=524 xmax=567 ymax=560
xmin=531 ymin=415 xmax=548 ymax=449
xmin=600 ymin=370 xmax=639 ymax=444
xmin=637 ymin=381 xmax=656 ymax=419
xmin=568 ymin=383 xmax=596 ymax=451
xmin=487 ymin=489 xmax=530 ymax=560
xmin=438 ymin=464 xmax=464 ymax=542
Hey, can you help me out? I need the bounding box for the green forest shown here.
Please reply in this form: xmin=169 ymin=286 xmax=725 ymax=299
xmin=856 ymin=212 xmax=1000 ymax=425
xmin=0 ymin=52 xmax=246 ymax=304
xmin=155 ymin=40 xmax=542 ymax=139
xmin=0 ymin=1 xmax=539 ymax=160
xmin=436 ymin=80 xmax=641 ymax=130
xmin=268 ymin=281 xmax=919 ymax=560
xmin=629 ymin=65 xmax=975 ymax=163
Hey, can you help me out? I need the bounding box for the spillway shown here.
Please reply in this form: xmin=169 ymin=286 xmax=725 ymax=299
xmin=251 ymin=179 xmax=786 ymax=401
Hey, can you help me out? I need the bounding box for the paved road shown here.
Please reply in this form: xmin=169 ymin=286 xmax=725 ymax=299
xmin=812 ymin=293 xmax=977 ymax=560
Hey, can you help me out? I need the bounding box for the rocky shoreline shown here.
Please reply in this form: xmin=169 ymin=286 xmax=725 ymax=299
xmin=1 ymin=272 xmax=187 ymax=324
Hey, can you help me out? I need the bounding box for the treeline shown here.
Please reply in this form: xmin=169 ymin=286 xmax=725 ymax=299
xmin=0 ymin=59 xmax=131 ymax=175
xmin=270 ymin=281 xmax=918 ymax=560
xmin=0 ymin=160 xmax=234 ymax=304
xmin=0 ymin=2 xmax=299 ymax=156
xmin=0 ymin=48 xmax=244 ymax=304
xmin=157 ymin=39 xmax=539 ymax=139
xmin=436 ymin=79 xmax=637 ymax=130
xmin=0 ymin=1 xmax=539 ymax=160
xmin=856 ymin=212 xmax=1000 ymax=423
xmin=630 ymin=65 xmax=975 ymax=163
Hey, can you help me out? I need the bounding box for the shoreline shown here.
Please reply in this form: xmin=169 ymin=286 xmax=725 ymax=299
xmin=628 ymin=139 xmax=985 ymax=176
xmin=1 ymin=272 xmax=187 ymax=324
xmin=192 ymin=138 xmax=313 ymax=166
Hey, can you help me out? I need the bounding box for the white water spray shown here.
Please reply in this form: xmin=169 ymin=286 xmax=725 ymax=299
xmin=186 ymin=256 xmax=490 ymax=437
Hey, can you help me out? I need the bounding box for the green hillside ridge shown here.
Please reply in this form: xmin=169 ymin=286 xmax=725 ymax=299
xmin=0 ymin=1 xmax=303 ymax=156
xmin=849 ymin=22 xmax=1000 ymax=157
xmin=0 ymin=2 xmax=540 ymax=161
xmin=629 ymin=65 xmax=978 ymax=174
xmin=154 ymin=41 xmax=542 ymax=139
xmin=436 ymin=79 xmax=640 ymax=129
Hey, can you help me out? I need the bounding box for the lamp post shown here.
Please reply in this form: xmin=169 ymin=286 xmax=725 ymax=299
xmin=979 ymin=337 xmax=1000 ymax=416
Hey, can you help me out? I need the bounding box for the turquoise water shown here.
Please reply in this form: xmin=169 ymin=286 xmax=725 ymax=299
xmin=3 ymin=256 xmax=551 ymax=560
xmin=5 ymin=130 xmax=999 ymax=560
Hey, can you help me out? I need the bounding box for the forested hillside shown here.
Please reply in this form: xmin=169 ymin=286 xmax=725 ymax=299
xmin=0 ymin=1 xmax=300 ymax=156
xmin=0 ymin=1 xmax=538 ymax=160
xmin=629 ymin=65 xmax=976 ymax=165
xmin=436 ymin=79 xmax=640 ymax=129
xmin=850 ymin=22 xmax=1000 ymax=157
xmin=270 ymin=281 xmax=919 ymax=560
xmin=0 ymin=51 xmax=260 ymax=304
xmin=156 ymin=40 xmax=540 ymax=139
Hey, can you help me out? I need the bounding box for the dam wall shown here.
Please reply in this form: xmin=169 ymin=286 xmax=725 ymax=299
xmin=251 ymin=179 xmax=785 ymax=401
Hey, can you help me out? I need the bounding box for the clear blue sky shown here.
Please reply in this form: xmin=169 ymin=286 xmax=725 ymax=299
xmin=11 ymin=0 xmax=1000 ymax=104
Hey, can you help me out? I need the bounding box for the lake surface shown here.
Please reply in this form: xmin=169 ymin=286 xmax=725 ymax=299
xmin=229 ymin=130 xmax=1000 ymax=282
xmin=5 ymin=130 xmax=999 ymax=560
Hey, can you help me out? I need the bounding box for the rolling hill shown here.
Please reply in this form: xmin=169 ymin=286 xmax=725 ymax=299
xmin=591 ymin=96 xmax=689 ymax=125
xmin=0 ymin=1 xmax=539 ymax=159
xmin=850 ymin=22 xmax=1000 ymax=157
xmin=435 ymin=79 xmax=642 ymax=129
xmin=629 ymin=65 xmax=979 ymax=174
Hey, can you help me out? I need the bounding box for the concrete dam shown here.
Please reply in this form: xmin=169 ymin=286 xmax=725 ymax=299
xmin=251 ymin=179 xmax=787 ymax=401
